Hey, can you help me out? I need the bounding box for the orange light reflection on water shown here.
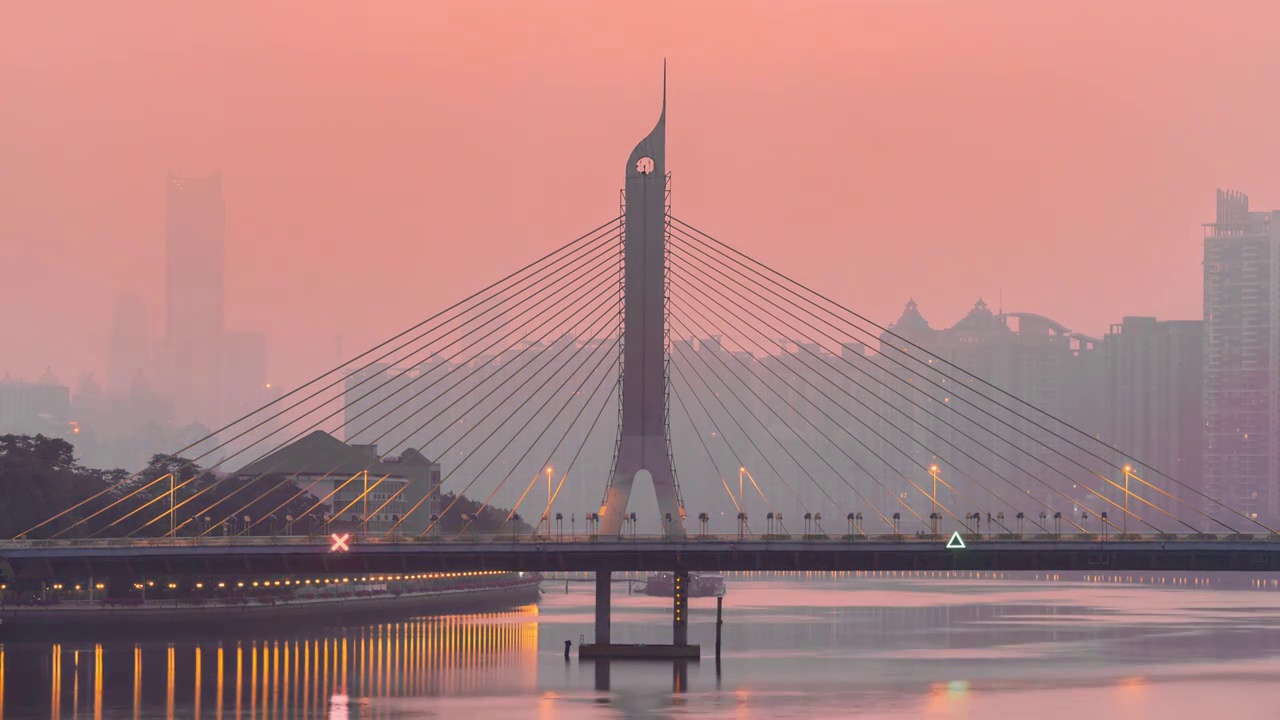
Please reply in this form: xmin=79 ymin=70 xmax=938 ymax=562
xmin=0 ymin=607 xmax=540 ymax=718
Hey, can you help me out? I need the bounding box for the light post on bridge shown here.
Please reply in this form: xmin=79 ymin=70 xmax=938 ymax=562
xmin=1016 ymin=512 xmax=1024 ymax=535
xmin=854 ymin=513 xmax=863 ymax=536
xmin=543 ymin=466 xmax=554 ymax=533
xmin=803 ymin=512 xmax=811 ymax=535
xmin=929 ymin=465 xmax=940 ymax=532
xmin=1053 ymin=511 xmax=1062 ymax=537
xmin=930 ymin=513 xmax=940 ymax=536
xmin=1081 ymin=512 xmax=1089 ymax=534
xmin=892 ymin=512 xmax=901 ymax=535
xmin=698 ymin=512 xmax=709 ymax=535
xmin=1101 ymin=512 xmax=1108 ymax=541
xmin=737 ymin=512 xmax=747 ymax=540
xmin=556 ymin=512 xmax=564 ymax=541
xmin=814 ymin=512 xmax=822 ymax=535
xmin=1122 ymin=464 xmax=1132 ymax=536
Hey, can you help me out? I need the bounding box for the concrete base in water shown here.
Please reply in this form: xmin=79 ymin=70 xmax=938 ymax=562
xmin=579 ymin=643 xmax=701 ymax=660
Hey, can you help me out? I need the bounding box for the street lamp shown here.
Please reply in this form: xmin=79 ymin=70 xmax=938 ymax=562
xmin=1122 ymin=464 xmax=1133 ymax=536
xmin=546 ymin=466 xmax=554 ymax=529
xmin=929 ymin=465 xmax=940 ymax=525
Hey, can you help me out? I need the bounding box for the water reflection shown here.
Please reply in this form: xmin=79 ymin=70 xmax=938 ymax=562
xmin=5 ymin=576 xmax=1280 ymax=718
xmin=0 ymin=606 xmax=539 ymax=719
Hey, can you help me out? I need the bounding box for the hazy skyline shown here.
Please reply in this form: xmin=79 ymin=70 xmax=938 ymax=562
xmin=5 ymin=0 xmax=1280 ymax=390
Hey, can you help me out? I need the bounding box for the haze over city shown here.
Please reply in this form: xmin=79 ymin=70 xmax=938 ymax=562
xmin=9 ymin=4 xmax=1280 ymax=718
xmin=6 ymin=0 xmax=1280 ymax=390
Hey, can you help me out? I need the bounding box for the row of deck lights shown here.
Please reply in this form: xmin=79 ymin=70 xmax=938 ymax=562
xmin=137 ymin=571 xmax=505 ymax=590
xmin=10 ymin=572 xmax=506 ymax=595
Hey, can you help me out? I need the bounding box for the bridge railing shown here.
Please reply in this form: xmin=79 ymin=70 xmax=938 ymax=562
xmin=0 ymin=531 xmax=1276 ymax=550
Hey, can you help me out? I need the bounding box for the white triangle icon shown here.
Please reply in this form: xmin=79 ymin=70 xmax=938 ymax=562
xmin=946 ymin=531 xmax=966 ymax=549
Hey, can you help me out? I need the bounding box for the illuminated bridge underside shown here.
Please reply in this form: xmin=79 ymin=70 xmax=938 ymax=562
xmin=5 ymin=541 xmax=1280 ymax=580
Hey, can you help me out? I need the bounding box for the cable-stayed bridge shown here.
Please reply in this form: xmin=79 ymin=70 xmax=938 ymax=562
xmin=4 ymin=72 xmax=1279 ymax=650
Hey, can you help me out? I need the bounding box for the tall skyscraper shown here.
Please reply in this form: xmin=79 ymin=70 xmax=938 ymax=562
xmin=163 ymin=172 xmax=226 ymax=425
xmin=1203 ymin=189 xmax=1280 ymax=523
xmin=222 ymin=332 xmax=270 ymax=422
xmin=106 ymin=292 xmax=150 ymax=397
xmin=1103 ymin=317 xmax=1203 ymax=513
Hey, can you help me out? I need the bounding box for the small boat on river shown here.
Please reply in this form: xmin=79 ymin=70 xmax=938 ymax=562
xmin=642 ymin=572 xmax=726 ymax=598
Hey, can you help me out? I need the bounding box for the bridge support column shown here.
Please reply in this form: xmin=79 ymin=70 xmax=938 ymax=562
xmin=673 ymin=570 xmax=689 ymax=646
xmin=595 ymin=571 xmax=612 ymax=645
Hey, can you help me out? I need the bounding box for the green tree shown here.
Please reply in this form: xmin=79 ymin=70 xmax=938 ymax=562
xmin=0 ymin=434 xmax=109 ymax=538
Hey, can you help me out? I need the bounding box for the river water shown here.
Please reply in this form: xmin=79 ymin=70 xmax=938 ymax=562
xmin=3 ymin=572 xmax=1280 ymax=719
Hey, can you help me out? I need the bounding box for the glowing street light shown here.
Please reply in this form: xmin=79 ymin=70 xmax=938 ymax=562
xmin=1122 ymin=464 xmax=1133 ymax=535
xmin=738 ymin=467 xmax=746 ymax=509
xmin=929 ymin=465 xmax=941 ymax=534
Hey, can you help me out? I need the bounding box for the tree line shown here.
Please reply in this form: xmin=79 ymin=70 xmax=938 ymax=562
xmin=0 ymin=434 xmax=528 ymax=539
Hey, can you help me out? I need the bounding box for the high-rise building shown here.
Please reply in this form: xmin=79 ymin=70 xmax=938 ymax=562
xmin=1102 ymin=317 xmax=1203 ymax=517
xmin=876 ymin=299 xmax=1106 ymax=516
xmin=163 ymin=171 xmax=226 ymax=425
xmin=106 ymin=292 xmax=150 ymax=397
xmin=0 ymin=372 xmax=71 ymax=437
xmin=222 ymin=332 xmax=270 ymax=419
xmin=1203 ymin=189 xmax=1280 ymax=523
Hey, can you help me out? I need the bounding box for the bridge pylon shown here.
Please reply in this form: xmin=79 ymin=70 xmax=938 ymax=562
xmin=599 ymin=67 xmax=687 ymax=538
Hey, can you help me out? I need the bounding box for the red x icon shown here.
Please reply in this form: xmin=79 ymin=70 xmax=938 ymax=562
xmin=330 ymin=533 xmax=350 ymax=552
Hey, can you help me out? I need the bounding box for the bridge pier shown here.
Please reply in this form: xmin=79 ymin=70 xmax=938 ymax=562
xmin=594 ymin=571 xmax=611 ymax=645
xmin=673 ymin=570 xmax=689 ymax=646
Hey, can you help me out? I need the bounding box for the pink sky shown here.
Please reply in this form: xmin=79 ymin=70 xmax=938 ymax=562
xmin=4 ymin=0 xmax=1280 ymax=388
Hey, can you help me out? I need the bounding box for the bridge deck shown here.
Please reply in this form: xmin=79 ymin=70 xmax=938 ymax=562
xmin=4 ymin=535 xmax=1280 ymax=580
